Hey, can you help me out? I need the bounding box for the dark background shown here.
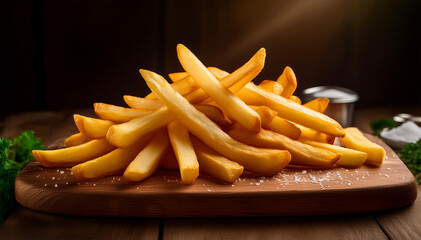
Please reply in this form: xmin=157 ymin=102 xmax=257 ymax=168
xmin=1 ymin=0 xmax=420 ymax=115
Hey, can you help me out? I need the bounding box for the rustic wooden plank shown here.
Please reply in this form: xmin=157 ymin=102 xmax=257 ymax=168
xmin=375 ymin=186 xmax=421 ymax=240
xmin=0 ymin=206 xmax=160 ymax=240
xmin=14 ymin=134 xmax=417 ymax=217
xmin=162 ymin=215 xmax=387 ymax=240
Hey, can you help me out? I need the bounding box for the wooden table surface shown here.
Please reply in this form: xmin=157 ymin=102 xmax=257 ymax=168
xmin=1 ymin=106 xmax=420 ymax=240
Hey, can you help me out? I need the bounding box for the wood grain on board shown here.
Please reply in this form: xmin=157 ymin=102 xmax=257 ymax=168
xmin=14 ymin=134 xmax=417 ymax=217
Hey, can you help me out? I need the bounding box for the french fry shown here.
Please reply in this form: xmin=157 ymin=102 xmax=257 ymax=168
xmin=94 ymin=103 xmax=152 ymax=123
xmin=72 ymin=134 xmax=152 ymax=180
xmin=73 ymin=114 xmax=114 ymax=139
xmin=236 ymin=83 xmax=345 ymax=137
xmin=145 ymin=75 xmax=197 ymax=100
xmin=194 ymin=104 xmax=230 ymax=127
xmin=192 ymin=137 xmax=244 ymax=183
xmin=263 ymin=116 xmax=301 ymax=140
xmin=298 ymin=127 xmax=335 ymax=144
xmin=299 ymin=97 xmax=334 ymax=143
xmin=277 ymin=66 xmax=297 ymax=98
xmin=140 ymin=69 xmax=291 ymax=175
xmin=228 ymin=126 xmax=341 ymax=168
xmin=64 ymin=132 xmax=90 ymax=147
xmin=168 ymin=71 xmax=189 ymax=82
xmin=184 ymin=49 xmax=264 ymax=104
xmin=33 ymin=139 xmax=115 ymax=168
xmin=124 ymin=95 xmax=164 ymax=110
xmin=303 ymin=98 xmax=330 ymax=113
xmin=177 ymin=44 xmax=261 ymax=132
xmin=300 ymin=139 xmax=368 ymax=168
xmin=106 ymin=107 xmax=174 ymax=148
xmin=340 ymin=127 xmax=385 ymax=167
xmin=289 ymin=95 xmax=301 ymax=104
xmin=168 ymin=121 xmax=199 ymax=184
xmin=160 ymin=147 xmax=179 ymax=171
xmin=123 ymin=129 xmax=170 ymax=182
xmin=168 ymin=67 xmax=228 ymax=83
xmin=258 ymin=80 xmax=283 ymax=95
xmin=249 ymin=105 xmax=278 ymax=126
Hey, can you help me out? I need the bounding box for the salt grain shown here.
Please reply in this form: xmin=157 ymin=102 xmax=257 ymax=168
xmin=54 ymin=184 xmax=58 ymax=188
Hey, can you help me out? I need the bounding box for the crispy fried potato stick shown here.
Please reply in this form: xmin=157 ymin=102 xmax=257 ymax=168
xmin=191 ymin=137 xmax=244 ymax=183
xmin=64 ymin=132 xmax=90 ymax=147
xmin=73 ymin=114 xmax=114 ymax=139
xmin=277 ymin=66 xmax=297 ymax=98
xmin=168 ymin=121 xmax=199 ymax=184
xmin=263 ymin=116 xmax=301 ymax=140
xmin=289 ymin=95 xmax=301 ymax=104
xmin=160 ymin=147 xmax=179 ymax=170
xmin=249 ymin=105 xmax=278 ymax=126
xmin=299 ymin=97 xmax=334 ymax=143
xmin=185 ymin=49 xmax=264 ymax=104
xmin=298 ymin=128 xmax=335 ymax=144
xmin=124 ymin=95 xmax=164 ymax=110
xmin=106 ymin=107 xmax=174 ymax=148
xmin=177 ymin=44 xmax=261 ymax=132
xmin=168 ymin=71 xmax=189 ymax=82
xmin=228 ymin=126 xmax=340 ymax=168
xmin=169 ymin=67 xmax=228 ymax=83
xmin=194 ymin=104 xmax=230 ymax=127
xmin=303 ymin=98 xmax=329 ymax=113
xmin=236 ymin=83 xmax=345 ymax=137
xmin=94 ymin=103 xmax=153 ymax=123
xmin=72 ymin=134 xmax=152 ymax=180
xmin=33 ymin=139 xmax=115 ymax=168
xmin=300 ymin=139 xmax=367 ymax=168
xmin=341 ymin=127 xmax=385 ymax=167
xmin=123 ymin=129 xmax=170 ymax=182
xmin=140 ymin=69 xmax=290 ymax=175
xmin=258 ymin=80 xmax=283 ymax=95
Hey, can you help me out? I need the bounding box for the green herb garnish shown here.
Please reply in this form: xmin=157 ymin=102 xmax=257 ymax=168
xmin=370 ymin=118 xmax=398 ymax=137
xmin=0 ymin=131 xmax=43 ymax=225
xmin=399 ymin=139 xmax=421 ymax=184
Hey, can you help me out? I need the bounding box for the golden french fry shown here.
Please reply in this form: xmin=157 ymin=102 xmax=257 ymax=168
xmin=249 ymin=105 xmax=278 ymax=126
xmin=300 ymin=139 xmax=368 ymax=168
xmin=106 ymin=107 xmax=174 ymax=148
xmin=263 ymin=116 xmax=301 ymax=140
xmin=289 ymin=95 xmax=302 ymax=104
xmin=177 ymin=44 xmax=261 ymax=132
xmin=236 ymin=83 xmax=345 ymax=137
xmin=94 ymin=103 xmax=152 ymax=123
xmin=168 ymin=67 xmax=228 ymax=83
xmin=73 ymin=114 xmax=114 ymax=139
xmin=192 ymin=137 xmax=244 ymax=183
xmin=258 ymin=80 xmax=283 ymax=95
xmin=72 ymin=135 xmax=152 ymax=180
xmin=145 ymin=75 xmax=197 ymax=100
xmin=160 ymin=147 xmax=179 ymax=171
xmin=140 ymin=69 xmax=291 ymax=175
xmin=168 ymin=121 xmax=199 ymax=184
xmin=124 ymin=95 xmax=164 ymax=110
xmin=64 ymin=132 xmax=90 ymax=147
xmin=33 ymin=139 xmax=115 ymax=168
xmin=123 ymin=129 xmax=170 ymax=182
xmin=184 ymin=49 xmax=264 ymax=104
xmin=228 ymin=126 xmax=341 ymax=168
xmin=298 ymin=126 xmax=335 ymax=144
xmin=194 ymin=104 xmax=230 ymax=127
xmin=277 ymin=66 xmax=297 ymax=98
xmin=303 ymin=98 xmax=330 ymax=113
xmin=341 ymin=127 xmax=385 ymax=167
xmin=169 ymin=71 xmax=189 ymax=82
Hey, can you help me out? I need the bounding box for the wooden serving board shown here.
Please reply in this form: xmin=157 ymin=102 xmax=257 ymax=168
xmin=15 ymin=135 xmax=417 ymax=217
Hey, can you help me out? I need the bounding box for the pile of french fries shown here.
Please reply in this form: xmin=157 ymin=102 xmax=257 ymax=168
xmin=32 ymin=44 xmax=386 ymax=184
